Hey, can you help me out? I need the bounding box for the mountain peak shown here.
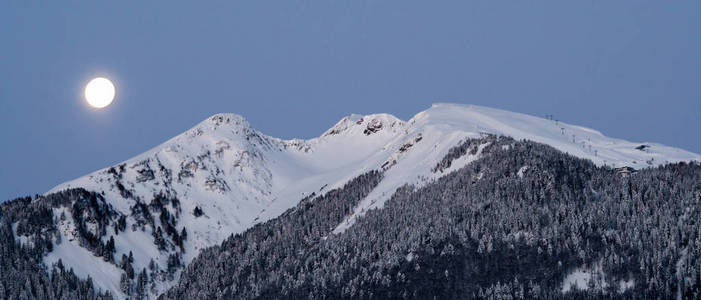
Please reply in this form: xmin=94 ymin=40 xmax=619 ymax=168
xmin=322 ymin=113 xmax=405 ymax=137
xmin=199 ymin=113 xmax=251 ymax=130
xmin=174 ymin=112 xmax=262 ymax=144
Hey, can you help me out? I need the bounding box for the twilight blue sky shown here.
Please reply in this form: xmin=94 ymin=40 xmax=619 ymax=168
xmin=1 ymin=1 xmax=700 ymax=200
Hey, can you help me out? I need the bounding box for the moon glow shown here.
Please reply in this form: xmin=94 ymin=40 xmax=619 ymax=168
xmin=85 ymin=77 xmax=115 ymax=108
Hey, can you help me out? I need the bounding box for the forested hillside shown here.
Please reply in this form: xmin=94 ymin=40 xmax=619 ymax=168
xmin=0 ymin=190 xmax=113 ymax=299
xmin=166 ymin=137 xmax=701 ymax=299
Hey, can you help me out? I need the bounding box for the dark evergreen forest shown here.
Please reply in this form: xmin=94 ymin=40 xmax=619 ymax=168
xmin=0 ymin=190 xmax=113 ymax=299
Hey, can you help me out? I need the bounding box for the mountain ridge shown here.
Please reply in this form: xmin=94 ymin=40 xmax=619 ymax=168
xmin=41 ymin=103 xmax=701 ymax=298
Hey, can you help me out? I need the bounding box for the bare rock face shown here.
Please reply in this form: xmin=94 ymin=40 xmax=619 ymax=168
xmin=363 ymin=118 xmax=383 ymax=135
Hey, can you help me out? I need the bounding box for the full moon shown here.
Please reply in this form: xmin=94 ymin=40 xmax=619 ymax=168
xmin=85 ymin=77 xmax=115 ymax=108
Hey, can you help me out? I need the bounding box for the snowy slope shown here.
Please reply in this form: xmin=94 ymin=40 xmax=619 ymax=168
xmin=333 ymin=103 xmax=701 ymax=232
xmin=43 ymin=103 xmax=701 ymax=298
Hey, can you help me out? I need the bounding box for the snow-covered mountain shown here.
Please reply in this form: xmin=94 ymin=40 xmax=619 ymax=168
xmin=43 ymin=103 xmax=701 ymax=298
